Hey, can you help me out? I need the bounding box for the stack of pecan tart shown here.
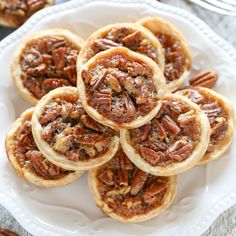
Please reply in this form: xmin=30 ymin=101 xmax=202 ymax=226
xmin=5 ymin=17 xmax=235 ymax=223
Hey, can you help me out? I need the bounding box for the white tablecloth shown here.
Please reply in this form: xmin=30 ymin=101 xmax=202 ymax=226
xmin=0 ymin=0 xmax=235 ymax=235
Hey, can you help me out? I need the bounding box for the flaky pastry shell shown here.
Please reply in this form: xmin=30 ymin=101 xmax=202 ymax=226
xmin=77 ymin=22 xmax=165 ymax=74
xmin=5 ymin=107 xmax=83 ymax=188
xmin=77 ymin=46 xmax=167 ymax=130
xmin=176 ymin=87 xmax=235 ymax=165
xmin=138 ymin=17 xmax=192 ymax=92
xmin=0 ymin=0 xmax=54 ymax=28
xmin=11 ymin=28 xmax=84 ymax=105
xmin=120 ymin=93 xmax=210 ymax=176
xmin=88 ymin=150 xmax=177 ymax=223
xmin=32 ymin=87 xmax=120 ymax=171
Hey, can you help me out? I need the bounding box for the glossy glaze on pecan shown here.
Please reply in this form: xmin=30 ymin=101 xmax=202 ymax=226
xmin=20 ymin=36 xmax=80 ymax=99
xmin=179 ymin=89 xmax=227 ymax=153
xmin=85 ymin=26 xmax=159 ymax=64
xmin=96 ymin=149 xmax=168 ymax=218
xmin=130 ymin=98 xmax=200 ymax=167
xmin=82 ymin=53 xmax=158 ymax=124
xmin=14 ymin=118 xmax=70 ymax=179
xmin=0 ymin=0 xmax=49 ymax=26
xmin=156 ymin=33 xmax=190 ymax=83
xmin=39 ymin=93 xmax=116 ymax=161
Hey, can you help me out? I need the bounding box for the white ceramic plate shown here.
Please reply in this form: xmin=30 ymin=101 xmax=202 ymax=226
xmin=1 ymin=0 xmax=236 ymax=235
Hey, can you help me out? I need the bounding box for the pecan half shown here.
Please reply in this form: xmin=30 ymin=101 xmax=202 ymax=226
xmin=143 ymin=182 xmax=167 ymax=205
xmin=139 ymin=123 xmax=151 ymax=141
xmin=130 ymin=170 xmax=148 ymax=196
xmin=81 ymin=115 xmax=102 ymax=132
xmin=167 ymin=140 xmax=193 ymax=162
xmin=140 ymin=146 xmax=164 ymax=165
xmin=122 ymin=31 xmax=142 ymax=48
xmin=161 ymin=115 xmax=180 ymax=136
xmin=189 ymin=70 xmax=218 ymax=88
xmin=177 ymin=110 xmax=196 ymax=127
xmin=93 ymin=38 xmax=122 ymax=51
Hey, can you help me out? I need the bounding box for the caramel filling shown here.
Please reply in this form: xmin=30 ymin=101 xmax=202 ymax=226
xmin=130 ymin=98 xmax=200 ymax=167
xmin=96 ymin=149 xmax=168 ymax=218
xmin=14 ymin=118 xmax=70 ymax=180
xmin=0 ymin=0 xmax=48 ymax=26
xmin=179 ymin=89 xmax=228 ymax=153
xmin=39 ymin=93 xmax=116 ymax=162
xmin=156 ymin=33 xmax=190 ymax=83
xmin=86 ymin=26 xmax=159 ymax=64
xmin=82 ymin=53 xmax=158 ymax=124
xmin=20 ymin=36 xmax=80 ymax=99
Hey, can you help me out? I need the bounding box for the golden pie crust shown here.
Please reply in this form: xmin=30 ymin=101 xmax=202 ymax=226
xmin=0 ymin=0 xmax=54 ymax=28
xmin=11 ymin=29 xmax=84 ymax=105
xmin=88 ymin=149 xmax=177 ymax=222
xmin=138 ymin=17 xmax=192 ymax=92
xmin=5 ymin=107 xmax=83 ymax=188
xmin=176 ymin=87 xmax=235 ymax=165
xmin=77 ymin=22 xmax=165 ymax=74
xmin=120 ymin=93 xmax=210 ymax=176
xmin=31 ymin=87 xmax=120 ymax=171
xmin=77 ymin=46 xmax=167 ymax=130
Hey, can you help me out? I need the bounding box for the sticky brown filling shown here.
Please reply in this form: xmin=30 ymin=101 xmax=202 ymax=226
xmin=14 ymin=117 xmax=70 ymax=180
xmin=96 ymin=149 xmax=168 ymax=218
xmin=86 ymin=26 xmax=159 ymax=64
xmin=156 ymin=33 xmax=190 ymax=83
xmin=179 ymin=89 xmax=228 ymax=153
xmin=0 ymin=0 xmax=49 ymax=26
xmin=82 ymin=53 xmax=158 ymax=124
xmin=130 ymin=98 xmax=200 ymax=167
xmin=39 ymin=93 xmax=116 ymax=162
xmin=20 ymin=36 xmax=80 ymax=99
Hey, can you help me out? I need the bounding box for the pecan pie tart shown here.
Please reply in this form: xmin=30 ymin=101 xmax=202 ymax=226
xmin=88 ymin=148 xmax=177 ymax=222
xmin=11 ymin=29 xmax=84 ymax=105
xmin=138 ymin=17 xmax=192 ymax=92
xmin=77 ymin=23 xmax=165 ymax=73
xmin=77 ymin=47 xmax=166 ymax=130
xmin=120 ymin=93 xmax=210 ymax=176
xmin=176 ymin=87 xmax=235 ymax=165
xmin=0 ymin=0 xmax=54 ymax=28
xmin=5 ymin=108 xmax=83 ymax=187
xmin=31 ymin=87 xmax=120 ymax=170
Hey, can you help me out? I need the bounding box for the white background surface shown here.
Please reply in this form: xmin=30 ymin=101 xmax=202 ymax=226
xmin=0 ymin=0 xmax=236 ymax=235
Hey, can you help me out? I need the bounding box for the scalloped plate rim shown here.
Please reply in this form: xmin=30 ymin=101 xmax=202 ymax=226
xmin=0 ymin=0 xmax=236 ymax=236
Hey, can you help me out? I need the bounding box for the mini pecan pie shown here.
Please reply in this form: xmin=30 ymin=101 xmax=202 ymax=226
xmin=31 ymin=87 xmax=120 ymax=170
xmin=77 ymin=23 xmax=165 ymax=74
xmin=120 ymin=93 xmax=210 ymax=176
xmin=88 ymin=148 xmax=177 ymax=222
xmin=0 ymin=0 xmax=54 ymax=28
xmin=5 ymin=108 xmax=83 ymax=187
xmin=11 ymin=29 xmax=84 ymax=105
xmin=176 ymin=87 xmax=235 ymax=165
xmin=78 ymin=47 xmax=166 ymax=130
xmin=138 ymin=17 xmax=192 ymax=92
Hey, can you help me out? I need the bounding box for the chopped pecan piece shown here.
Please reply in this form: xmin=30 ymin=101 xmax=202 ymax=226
xmin=98 ymin=169 xmax=114 ymax=186
xmin=27 ymin=0 xmax=47 ymax=13
xmin=189 ymin=70 xmax=218 ymax=88
xmin=64 ymin=65 xmax=77 ymax=85
xmin=90 ymin=68 xmax=107 ymax=90
xmin=177 ymin=111 xmax=196 ymax=127
xmin=140 ymin=146 xmax=164 ymax=165
xmin=122 ymin=31 xmax=142 ymax=48
xmin=94 ymin=138 xmax=109 ymax=153
xmin=167 ymin=140 xmax=193 ymax=162
xmin=76 ymin=133 xmax=101 ymax=145
xmin=93 ymin=38 xmax=122 ymax=51
xmin=118 ymin=152 xmax=133 ymax=170
xmin=124 ymin=93 xmax=136 ymax=118
xmin=152 ymin=119 xmax=167 ymax=139
xmin=161 ymin=115 xmax=180 ymax=136
xmin=106 ymin=74 xmax=121 ymax=93
xmin=107 ymin=186 xmax=131 ymax=196
xmin=130 ymin=170 xmax=148 ymax=196
xmin=143 ymin=182 xmax=167 ymax=205
xmin=81 ymin=115 xmax=102 ymax=132
xmin=139 ymin=123 xmax=151 ymax=141
xmin=122 ymin=196 xmax=142 ymax=209
xmin=52 ymin=47 xmax=66 ymax=70
xmin=42 ymin=79 xmax=70 ymax=93
xmin=211 ymin=117 xmax=226 ymax=139
xmin=39 ymin=106 xmax=61 ymax=125
xmin=23 ymin=77 xmax=41 ymax=99
xmin=93 ymin=89 xmax=112 ymax=111
xmin=54 ymin=133 xmax=72 ymax=154
xmin=117 ymin=169 xmax=129 ymax=187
